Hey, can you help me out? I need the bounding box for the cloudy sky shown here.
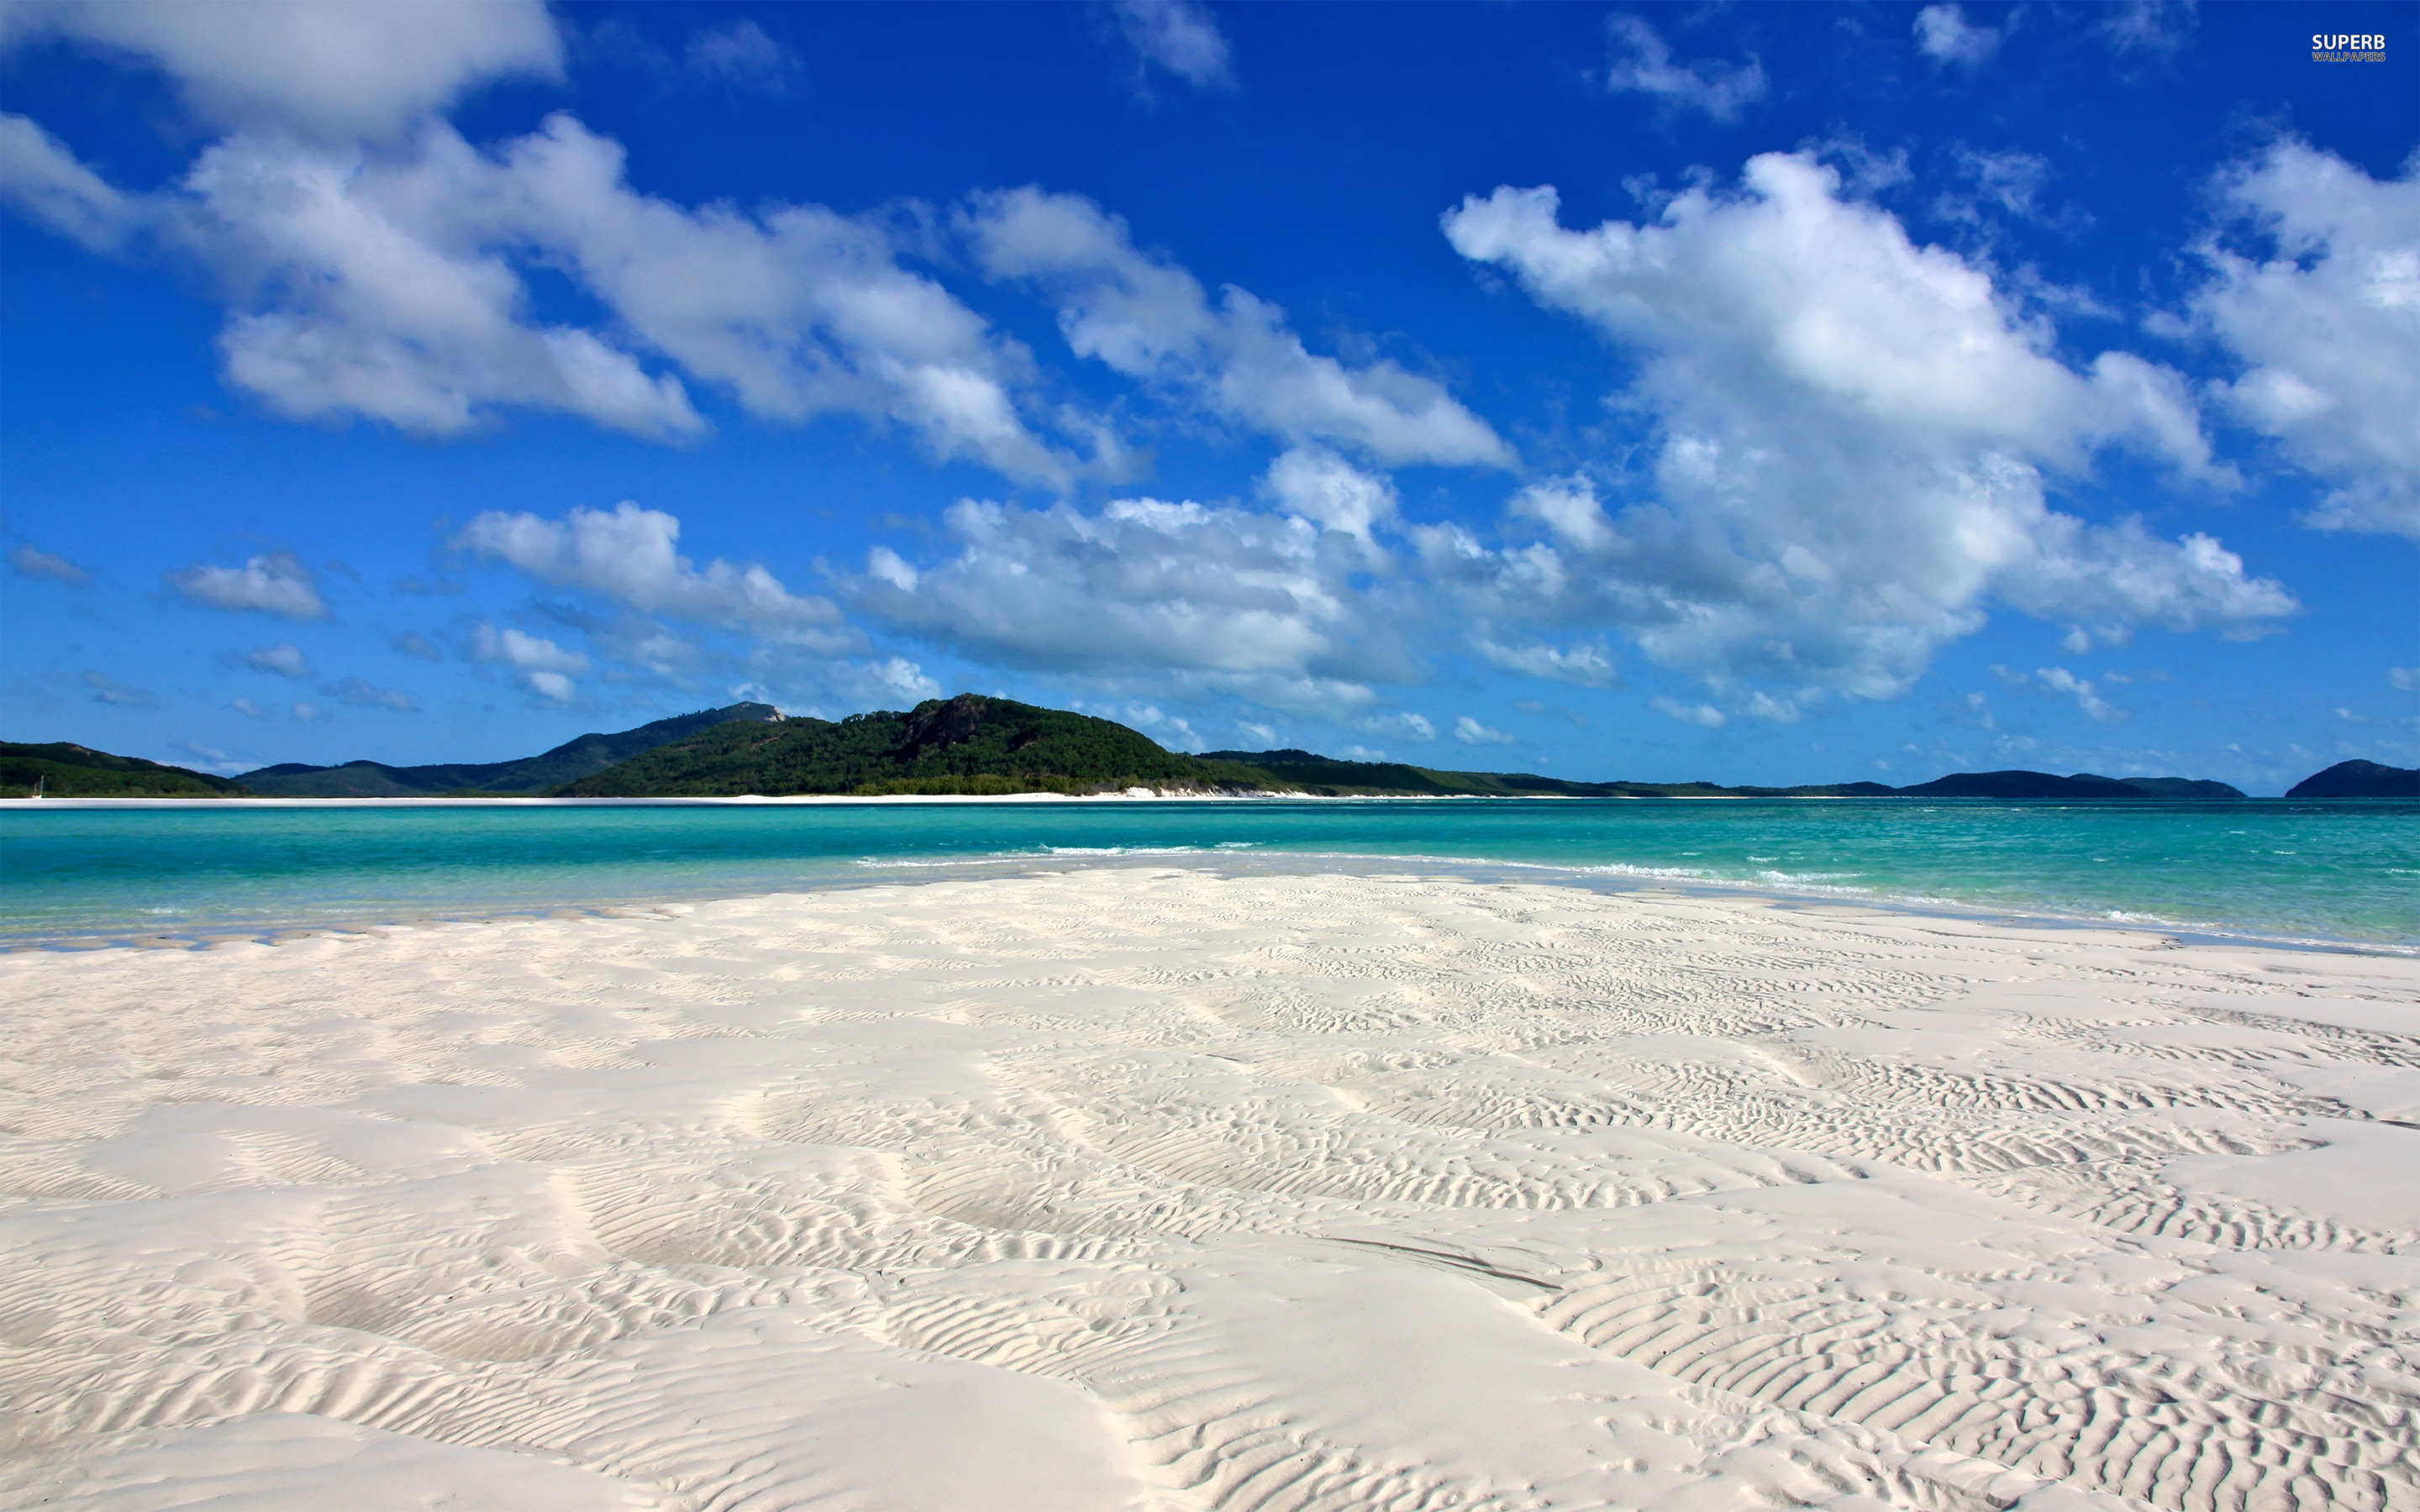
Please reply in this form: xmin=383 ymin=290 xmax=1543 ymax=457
xmin=3 ymin=0 xmax=2412 ymax=791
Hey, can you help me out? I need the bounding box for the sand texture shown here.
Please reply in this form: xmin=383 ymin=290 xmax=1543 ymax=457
xmin=3 ymin=869 xmax=2418 ymax=1512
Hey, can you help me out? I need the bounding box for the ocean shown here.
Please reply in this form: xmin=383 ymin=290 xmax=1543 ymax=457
xmin=4 ymin=797 xmax=2416 ymax=951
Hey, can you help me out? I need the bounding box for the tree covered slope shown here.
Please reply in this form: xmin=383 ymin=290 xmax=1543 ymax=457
xmin=237 ymin=703 xmax=781 ymax=796
xmin=560 ymin=694 xmax=1276 ymax=796
xmin=1 ymin=742 xmax=250 ymax=798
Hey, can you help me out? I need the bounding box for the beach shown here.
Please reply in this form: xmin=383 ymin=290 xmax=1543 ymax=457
xmin=3 ymin=867 xmax=2417 ymax=1512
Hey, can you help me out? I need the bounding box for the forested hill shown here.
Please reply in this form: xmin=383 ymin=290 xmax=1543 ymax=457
xmin=237 ymin=703 xmax=780 ymax=796
xmin=560 ymin=694 xmax=1276 ymax=796
xmin=1201 ymin=749 xmax=1895 ymax=798
xmin=1 ymin=742 xmax=250 ymax=798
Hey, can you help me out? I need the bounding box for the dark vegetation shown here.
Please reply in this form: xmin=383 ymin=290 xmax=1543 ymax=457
xmin=1 ymin=742 xmax=250 ymax=798
xmin=1892 ymin=771 xmax=2247 ymax=799
xmin=235 ymin=703 xmax=780 ymax=796
xmin=2286 ymin=760 xmax=2420 ymax=798
xmin=1199 ymin=748 xmax=1895 ymax=798
xmin=15 ymin=694 xmax=2345 ymax=801
xmin=563 ymin=694 xmax=1265 ymax=796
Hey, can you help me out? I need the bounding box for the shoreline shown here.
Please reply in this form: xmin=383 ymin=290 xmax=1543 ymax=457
xmin=5 ymin=845 xmax=2410 ymax=960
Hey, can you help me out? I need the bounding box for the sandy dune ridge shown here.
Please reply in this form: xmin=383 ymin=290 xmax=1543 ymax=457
xmin=3 ymin=869 xmax=2417 ymax=1511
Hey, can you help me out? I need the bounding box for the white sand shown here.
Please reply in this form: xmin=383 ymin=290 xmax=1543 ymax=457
xmin=3 ymin=869 xmax=2417 ymax=1512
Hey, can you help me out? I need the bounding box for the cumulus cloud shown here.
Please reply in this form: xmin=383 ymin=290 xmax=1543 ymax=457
xmin=457 ymin=501 xmax=849 ymax=648
xmin=2186 ymin=140 xmax=2420 ymax=539
xmin=1452 ymin=715 xmax=1514 ymax=746
xmin=469 ymin=622 xmax=587 ymax=674
xmin=1601 ymin=15 xmax=1766 ymax=122
xmin=2034 ymin=665 xmax=2126 ymax=723
xmin=1262 ymin=446 xmax=1397 ymax=549
xmin=84 ymin=670 xmax=156 ymax=707
xmin=236 ymin=641 xmax=312 ymax=678
xmin=0 ymin=113 xmax=1084 ymax=475
xmin=962 ymin=186 xmax=1510 ymax=467
xmin=0 ymin=0 xmax=563 ymax=139
xmin=8 ymin=539 xmax=89 ymax=585
xmin=333 ymin=675 xmax=418 ymax=711
xmin=857 ymin=495 xmax=1406 ymax=708
xmin=467 ymin=622 xmax=585 ymax=703
xmin=2390 ymin=667 xmax=2419 ymax=693
xmin=1436 ymin=153 xmax=2291 ymax=708
xmin=388 ymin=630 xmax=443 ymax=660
xmin=1650 ymin=696 xmax=1726 ymax=727
xmin=1913 ymin=5 xmax=2002 ymax=67
xmin=166 ymin=551 xmax=326 ymax=619
xmin=1472 ymin=636 xmax=1618 ymax=687
xmin=1106 ymin=0 xmax=1234 ymax=90
xmin=1360 ymin=711 xmax=1437 ymax=743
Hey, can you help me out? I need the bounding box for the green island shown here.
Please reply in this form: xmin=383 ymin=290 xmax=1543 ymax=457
xmin=15 ymin=692 xmax=2391 ymax=801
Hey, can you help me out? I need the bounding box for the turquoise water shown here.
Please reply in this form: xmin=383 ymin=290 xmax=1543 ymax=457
xmin=3 ymin=798 xmax=2416 ymax=948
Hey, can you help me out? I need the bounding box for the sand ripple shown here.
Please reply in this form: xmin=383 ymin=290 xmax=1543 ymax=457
xmin=4 ymin=869 xmax=2418 ymax=1510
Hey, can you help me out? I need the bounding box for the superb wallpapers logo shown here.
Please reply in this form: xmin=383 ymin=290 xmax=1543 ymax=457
xmin=2311 ymin=32 xmax=2387 ymax=61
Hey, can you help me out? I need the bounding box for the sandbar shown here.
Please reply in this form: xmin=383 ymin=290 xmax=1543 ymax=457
xmin=3 ymin=869 xmax=2417 ymax=1511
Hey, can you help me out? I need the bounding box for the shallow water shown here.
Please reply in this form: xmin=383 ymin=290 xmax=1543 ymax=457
xmin=4 ymin=797 xmax=2416 ymax=948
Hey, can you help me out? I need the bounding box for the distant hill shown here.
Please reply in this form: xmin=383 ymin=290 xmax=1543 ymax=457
xmin=1 ymin=742 xmax=250 ymax=798
xmin=13 ymin=699 xmax=2254 ymax=803
xmin=2287 ymin=760 xmax=2420 ymax=798
xmin=1894 ymin=770 xmax=2246 ymax=799
xmin=236 ymin=703 xmax=781 ymax=796
xmin=562 ymin=693 xmax=1260 ymax=796
xmin=1200 ymin=748 xmax=1895 ymax=799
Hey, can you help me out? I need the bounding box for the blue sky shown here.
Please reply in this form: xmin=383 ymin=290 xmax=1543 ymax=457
xmin=2 ymin=0 xmax=2413 ymax=792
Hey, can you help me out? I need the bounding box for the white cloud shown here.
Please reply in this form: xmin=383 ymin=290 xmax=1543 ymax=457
xmin=1649 ymin=696 xmax=1726 ymax=727
xmin=166 ymin=551 xmax=326 ymax=619
xmin=962 ymin=186 xmax=1510 ymax=467
xmin=856 ymin=494 xmax=1405 ymax=706
xmin=2035 ymin=665 xmax=2126 ymax=723
xmin=1107 ymin=701 xmax=1205 ymax=752
xmin=1233 ymin=720 xmax=1277 ymax=747
xmin=291 ymin=700 xmax=321 ymax=721
xmin=1436 ymin=153 xmax=2291 ymax=704
xmin=2187 ymin=140 xmax=2420 ymax=540
xmin=2097 ymin=0 xmax=2194 ymax=56
xmin=1452 ymin=715 xmax=1514 ymax=746
xmin=228 ymin=697 xmax=268 ymax=718
xmin=1473 ymin=635 xmax=1618 ymax=687
xmin=1913 ymin=5 xmax=2001 ymax=67
xmin=842 ymin=656 xmax=940 ymax=704
xmin=1107 ymin=0 xmax=1234 ymax=90
xmin=2390 ymin=667 xmax=2419 ymax=693
xmin=389 ymin=631 xmax=442 ymax=660
xmin=457 ymin=502 xmax=848 ymax=648
xmin=520 ymin=672 xmax=575 ymax=705
xmin=469 ymin=622 xmax=587 ymax=675
xmin=334 ymin=676 xmax=418 ymax=711
xmin=2 ymin=114 xmax=1083 ymax=475
xmin=84 ymin=670 xmax=156 ymax=707
xmin=8 ymin=539 xmax=89 ymax=585
xmin=0 ymin=113 xmax=138 ymax=252
xmin=0 ymin=0 xmax=562 ymax=139
xmin=237 ymin=641 xmax=312 ymax=678
xmin=1262 ymin=446 xmax=1396 ymax=548
xmin=683 ymin=20 xmax=792 ymax=91
xmin=1601 ymin=15 xmax=1767 ymax=122
xmin=467 ymin=622 xmax=585 ymax=704
xmin=1360 ymin=711 xmax=1436 ymax=743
